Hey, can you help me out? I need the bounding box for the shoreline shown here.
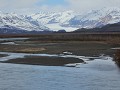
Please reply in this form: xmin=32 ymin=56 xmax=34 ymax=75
xmin=0 ymin=51 xmax=113 ymax=67
xmin=0 ymin=54 xmax=8 ymax=57
xmin=0 ymin=36 xmax=120 ymax=67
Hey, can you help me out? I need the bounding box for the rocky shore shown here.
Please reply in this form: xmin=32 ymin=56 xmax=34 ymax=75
xmin=114 ymin=50 xmax=120 ymax=67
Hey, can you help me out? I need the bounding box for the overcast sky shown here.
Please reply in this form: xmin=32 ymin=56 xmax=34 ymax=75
xmin=0 ymin=0 xmax=120 ymax=14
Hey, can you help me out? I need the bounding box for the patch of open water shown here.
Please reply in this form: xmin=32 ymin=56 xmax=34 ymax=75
xmin=0 ymin=51 xmax=120 ymax=90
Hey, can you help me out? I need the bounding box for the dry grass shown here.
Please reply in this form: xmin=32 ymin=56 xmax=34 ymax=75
xmin=18 ymin=48 xmax=46 ymax=53
xmin=0 ymin=44 xmax=46 ymax=53
xmin=115 ymin=50 xmax=120 ymax=60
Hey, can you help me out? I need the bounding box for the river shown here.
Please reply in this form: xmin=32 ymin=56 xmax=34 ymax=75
xmin=0 ymin=38 xmax=120 ymax=90
xmin=0 ymin=54 xmax=120 ymax=90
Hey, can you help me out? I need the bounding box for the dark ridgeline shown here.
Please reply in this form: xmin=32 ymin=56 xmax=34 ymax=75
xmin=0 ymin=22 xmax=120 ymax=35
xmin=0 ymin=28 xmax=53 ymax=34
xmin=74 ymin=22 xmax=120 ymax=33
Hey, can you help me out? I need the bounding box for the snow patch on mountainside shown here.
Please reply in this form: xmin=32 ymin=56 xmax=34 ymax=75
xmin=0 ymin=12 xmax=50 ymax=32
xmin=0 ymin=7 xmax=120 ymax=33
xmin=30 ymin=10 xmax=75 ymax=24
xmin=28 ymin=7 xmax=120 ymax=31
xmin=29 ymin=10 xmax=78 ymax=31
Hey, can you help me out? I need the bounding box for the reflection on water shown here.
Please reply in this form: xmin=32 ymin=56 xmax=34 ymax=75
xmin=0 ymin=52 xmax=120 ymax=90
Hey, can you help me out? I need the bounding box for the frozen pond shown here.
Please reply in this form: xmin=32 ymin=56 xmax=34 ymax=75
xmin=0 ymin=38 xmax=28 ymax=41
xmin=0 ymin=52 xmax=120 ymax=90
xmin=1 ymin=42 xmax=18 ymax=45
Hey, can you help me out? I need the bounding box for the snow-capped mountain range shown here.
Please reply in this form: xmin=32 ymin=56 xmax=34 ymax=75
xmin=0 ymin=7 xmax=120 ymax=33
xmin=0 ymin=12 xmax=49 ymax=32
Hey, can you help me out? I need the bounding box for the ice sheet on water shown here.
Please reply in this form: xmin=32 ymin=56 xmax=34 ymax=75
xmin=1 ymin=42 xmax=19 ymax=45
xmin=0 ymin=38 xmax=28 ymax=41
xmin=0 ymin=52 xmax=113 ymax=63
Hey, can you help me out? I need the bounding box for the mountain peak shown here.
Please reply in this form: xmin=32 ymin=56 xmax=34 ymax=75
xmin=0 ymin=7 xmax=120 ymax=33
xmin=0 ymin=12 xmax=50 ymax=32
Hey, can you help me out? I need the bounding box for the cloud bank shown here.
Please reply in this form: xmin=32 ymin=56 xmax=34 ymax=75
xmin=66 ymin=0 xmax=120 ymax=11
xmin=0 ymin=0 xmax=120 ymax=14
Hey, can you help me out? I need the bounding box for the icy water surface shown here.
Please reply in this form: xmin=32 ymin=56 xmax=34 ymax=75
xmin=0 ymin=55 xmax=120 ymax=90
xmin=0 ymin=38 xmax=28 ymax=41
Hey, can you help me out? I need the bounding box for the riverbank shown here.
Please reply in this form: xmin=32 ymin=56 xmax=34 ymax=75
xmin=0 ymin=54 xmax=7 ymax=57
xmin=0 ymin=34 xmax=120 ymax=66
xmin=2 ymin=56 xmax=84 ymax=66
xmin=0 ymin=41 xmax=117 ymax=56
